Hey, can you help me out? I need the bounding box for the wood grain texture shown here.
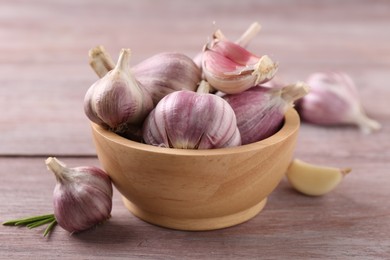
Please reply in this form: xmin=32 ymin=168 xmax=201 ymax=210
xmin=90 ymin=109 xmax=299 ymax=231
xmin=1 ymin=0 xmax=390 ymax=259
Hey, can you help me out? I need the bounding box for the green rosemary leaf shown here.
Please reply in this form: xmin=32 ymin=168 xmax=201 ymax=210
xmin=43 ymin=219 xmax=57 ymax=237
xmin=26 ymin=217 xmax=55 ymax=229
xmin=2 ymin=214 xmax=54 ymax=226
xmin=13 ymin=214 xmax=55 ymax=226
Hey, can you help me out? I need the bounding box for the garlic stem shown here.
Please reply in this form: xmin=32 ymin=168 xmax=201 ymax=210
xmin=196 ymin=80 xmax=211 ymax=94
xmin=213 ymin=29 xmax=227 ymax=41
xmin=45 ymin=157 xmax=68 ymax=183
xmin=235 ymin=22 xmax=261 ymax=47
xmin=280 ymin=82 xmax=310 ymax=104
xmin=89 ymin=45 xmax=115 ymax=78
xmin=114 ymin=48 xmax=131 ymax=72
xmin=353 ymin=112 xmax=381 ymax=134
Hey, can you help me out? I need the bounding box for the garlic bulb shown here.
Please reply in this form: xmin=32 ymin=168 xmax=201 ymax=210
xmin=132 ymin=52 xmax=201 ymax=105
xmin=202 ymin=39 xmax=278 ymax=94
xmin=223 ymin=82 xmax=310 ymax=145
xmin=143 ymin=81 xmax=241 ymax=149
xmin=84 ymin=48 xmax=154 ymax=134
xmin=298 ymin=72 xmax=381 ymax=133
xmin=46 ymin=157 xmax=113 ymax=233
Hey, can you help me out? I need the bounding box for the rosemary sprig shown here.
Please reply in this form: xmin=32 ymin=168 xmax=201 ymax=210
xmin=3 ymin=214 xmax=54 ymax=226
xmin=43 ymin=219 xmax=57 ymax=237
xmin=2 ymin=214 xmax=58 ymax=237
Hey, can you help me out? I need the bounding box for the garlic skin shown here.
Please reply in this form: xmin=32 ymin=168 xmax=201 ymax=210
xmin=84 ymin=48 xmax=154 ymax=134
xmin=223 ymin=82 xmax=310 ymax=145
xmin=143 ymin=82 xmax=241 ymax=149
xmin=45 ymin=157 xmax=113 ymax=233
xmin=202 ymin=39 xmax=278 ymax=94
xmin=132 ymin=52 xmax=201 ymax=105
xmin=298 ymin=72 xmax=381 ymax=133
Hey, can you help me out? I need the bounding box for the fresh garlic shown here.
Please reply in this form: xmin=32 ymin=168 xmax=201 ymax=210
xmin=286 ymin=159 xmax=351 ymax=196
xmin=202 ymin=38 xmax=278 ymax=94
xmin=223 ymin=82 xmax=310 ymax=145
xmin=84 ymin=48 xmax=154 ymax=135
xmin=143 ymin=81 xmax=241 ymax=149
xmin=46 ymin=157 xmax=113 ymax=233
xmin=132 ymin=52 xmax=202 ymax=105
xmin=298 ymin=72 xmax=381 ymax=134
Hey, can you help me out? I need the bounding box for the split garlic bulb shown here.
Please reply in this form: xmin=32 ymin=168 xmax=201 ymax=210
xmin=202 ymin=38 xmax=278 ymax=94
xmin=46 ymin=157 xmax=113 ymax=233
xmin=143 ymin=82 xmax=241 ymax=149
xmin=84 ymin=48 xmax=154 ymax=134
xmin=298 ymin=72 xmax=381 ymax=133
xmin=223 ymin=82 xmax=310 ymax=145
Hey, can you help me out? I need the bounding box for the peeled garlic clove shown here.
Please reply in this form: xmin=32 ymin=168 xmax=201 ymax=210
xmin=84 ymin=48 xmax=154 ymax=134
xmin=298 ymin=72 xmax=381 ymax=134
xmin=143 ymin=81 xmax=241 ymax=149
xmin=202 ymin=39 xmax=278 ymax=94
xmin=45 ymin=157 xmax=113 ymax=233
xmin=223 ymin=82 xmax=310 ymax=144
xmin=132 ymin=52 xmax=201 ymax=105
xmin=286 ymin=159 xmax=351 ymax=196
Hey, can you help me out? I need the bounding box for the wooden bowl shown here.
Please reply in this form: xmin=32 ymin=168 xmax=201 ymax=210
xmin=91 ymin=109 xmax=300 ymax=231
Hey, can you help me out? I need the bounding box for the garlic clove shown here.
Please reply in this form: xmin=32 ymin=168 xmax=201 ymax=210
xmin=298 ymin=72 xmax=381 ymax=134
xmin=223 ymin=82 xmax=310 ymax=145
xmin=45 ymin=157 xmax=113 ymax=233
xmin=202 ymin=39 xmax=278 ymax=94
xmin=132 ymin=52 xmax=202 ymax=105
xmin=286 ymin=159 xmax=351 ymax=196
xmin=143 ymin=81 xmax=241 ymax=149
xmin=84 ymin=48 xmax=154 ymax=135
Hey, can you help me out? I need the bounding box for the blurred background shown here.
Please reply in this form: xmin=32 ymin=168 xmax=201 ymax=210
xmin=0 ymin=0 xmax=389 ymax=156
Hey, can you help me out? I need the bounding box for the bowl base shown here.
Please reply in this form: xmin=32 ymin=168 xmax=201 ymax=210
xmin=122 ymin=197 xmax=267 ymax=231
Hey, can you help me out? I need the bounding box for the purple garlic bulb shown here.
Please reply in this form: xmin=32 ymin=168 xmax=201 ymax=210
xmin=298 ymin=72 xmax=381 ymax=134
xmin=84 ymin=48 xmax=154 ymax=135
xmin=223 ymin=82 xmax=310 ymax=145
xmin=45 ymin=157 xmax=113 ymax=233
xmin=132 ymin=52 xmax=202 ymax=105
xmin=143 ymin=82 xmax=241 ymax=149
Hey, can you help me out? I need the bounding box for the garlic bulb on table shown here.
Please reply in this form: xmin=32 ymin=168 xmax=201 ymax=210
xmin=46 ymin=157 xmax=113 ymax=233
xmin=223 ymin=82 xmax=310 ymax=145
xmin=3 ymin=158 xmax=114 ymax=236
xmin=84 ymin=48 xmax=154 ymax=136
xmin=143 ymin=81 xmax=241 ymax=149
xmin=202 ymin=38 xmax=278 ymax=94
xmin=132 ymin=52 xmax=202 ymax=105
xmin=297 ymin=72 xmax=381 ymax=134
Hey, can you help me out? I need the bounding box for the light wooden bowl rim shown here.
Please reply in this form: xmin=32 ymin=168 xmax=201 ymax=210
xmin=91 ymin=108 xmax=300 ymax=156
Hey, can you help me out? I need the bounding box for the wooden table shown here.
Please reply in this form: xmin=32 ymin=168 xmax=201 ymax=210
xmin=1 ymin=0 xmax=389 ymax=259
